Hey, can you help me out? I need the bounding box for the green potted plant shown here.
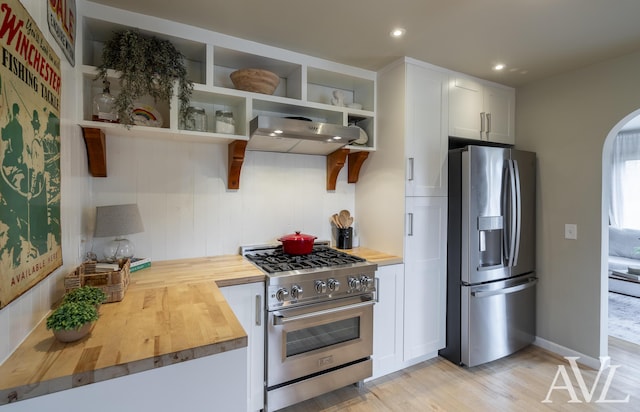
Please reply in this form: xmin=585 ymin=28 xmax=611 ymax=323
xmin=96 ymin=29 xmax=193 ymax=127
xmin=46 ymin=301 xmax=99 ymax=343
xmin=62 ymin=286 xmax=107 ymax=307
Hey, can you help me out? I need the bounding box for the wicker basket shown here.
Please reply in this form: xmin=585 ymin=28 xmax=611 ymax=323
xmin=64 ymin=259 xmax=131 ymax=303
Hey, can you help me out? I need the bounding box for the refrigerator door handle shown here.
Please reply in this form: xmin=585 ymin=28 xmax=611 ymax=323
xmin=407 ymin=212 xmax=414 ymax=236
xmin=471 ymin=278 xmax=537 ymax=298
xmin=512 ymin=160 xmax=522 ymax=267
xmin=506 ymin=160 xmax=518 ymax=267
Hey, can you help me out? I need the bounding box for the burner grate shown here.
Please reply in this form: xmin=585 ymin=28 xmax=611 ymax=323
xmin=245 ymin=246 xmax=365 ymax=273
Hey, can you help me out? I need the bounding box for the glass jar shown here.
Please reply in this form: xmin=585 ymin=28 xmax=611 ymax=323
xmin=186 ymin=106 xmax=206 ymax=131
xmin=92 ymin=80 xmax=118 ymax=123
xmin=215 ymin=110 xmax=235 ymax=134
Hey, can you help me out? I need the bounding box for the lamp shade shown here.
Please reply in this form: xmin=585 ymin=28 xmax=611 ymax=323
xmin=94 ymin=204 xmax=144 ymax=237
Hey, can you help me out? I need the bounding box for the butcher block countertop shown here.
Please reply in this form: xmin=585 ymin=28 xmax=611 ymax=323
xmin=0 ymin=248 xmax=401 ymax=405
xmin=342 ymin=247 xmax=403 ymax=266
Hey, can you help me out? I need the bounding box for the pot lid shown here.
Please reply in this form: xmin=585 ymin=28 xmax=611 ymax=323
xmin=278 ymin=231 xmax=317 ymax=242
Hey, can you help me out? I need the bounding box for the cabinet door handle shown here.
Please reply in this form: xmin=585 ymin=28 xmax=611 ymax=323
xmin=374 ymin=277 xmax=380 ymax=303
xmin=407 ymin=212 xmax=414 ymax=236
xmin=480 ymin=112 xmax=486 ymax=137
xmin=408 ymin=158 xmax=415 ymax=181
xmin=255 ymin=294 xmax=262 ymax=326
xmin=486 ymin=112 xmax=492 ymax=137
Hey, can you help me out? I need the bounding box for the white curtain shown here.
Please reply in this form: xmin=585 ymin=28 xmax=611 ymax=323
xmin=610 ymin=130 xmax=640 ymax=229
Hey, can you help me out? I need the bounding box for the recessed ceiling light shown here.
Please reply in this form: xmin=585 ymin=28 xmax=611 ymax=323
xmin=390 ymin=28 xmax=406 ymax=38
xmin=493 ymin=64 xmax=506 ymax=71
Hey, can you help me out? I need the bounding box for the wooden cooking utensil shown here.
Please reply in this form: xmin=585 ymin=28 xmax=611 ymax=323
xmin=346 ymin=216 xmax=354 ymax=227
xmin=332 ymin=214 xmax=343 ymax=228
xmin=339 ymin=210 xmax=351 ymax=228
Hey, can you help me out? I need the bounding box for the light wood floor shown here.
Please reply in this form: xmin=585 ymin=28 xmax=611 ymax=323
xmin=280 ymin=337 xmax=639 ymax=411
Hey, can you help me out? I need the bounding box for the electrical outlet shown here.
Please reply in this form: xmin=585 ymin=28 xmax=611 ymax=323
xmin=565 ymin=224 xmax=577 ymax=240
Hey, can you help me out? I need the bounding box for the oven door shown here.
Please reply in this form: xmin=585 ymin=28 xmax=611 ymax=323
xmin=267 ymin=295 xmax=374 ymax=387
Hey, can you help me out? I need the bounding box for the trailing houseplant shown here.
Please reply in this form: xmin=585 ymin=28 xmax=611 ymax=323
xmin=62 ymin=286 xmax=107 ymax=306
xmin=46 ymin=301 xmax=99 ymax=342
xmin=96 ymin=29 xmax=193 ymax=127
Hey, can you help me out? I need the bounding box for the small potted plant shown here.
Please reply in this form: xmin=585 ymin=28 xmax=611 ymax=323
xmin=46 ymin=301 xmax=99 ymax=343
xmin=62 ymin=286 xmax=107 ymax=307
xmin=96 ymin=29 xmax=193 ymax=127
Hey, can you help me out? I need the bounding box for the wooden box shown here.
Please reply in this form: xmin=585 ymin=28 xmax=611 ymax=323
xmin=64 ymin=259 xmax=131 ymax=303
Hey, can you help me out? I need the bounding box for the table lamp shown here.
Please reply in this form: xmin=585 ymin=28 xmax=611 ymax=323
xmin=94 ymin=204 xmax=144 ymax=262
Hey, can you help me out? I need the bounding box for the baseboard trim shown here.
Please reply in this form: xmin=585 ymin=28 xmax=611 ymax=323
xmin=534 ymin=337 xmax=601 ymax=369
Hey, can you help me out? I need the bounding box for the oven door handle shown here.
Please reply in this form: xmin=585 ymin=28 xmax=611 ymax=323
xmin=273 ymin=300 xmax=375 ymax=326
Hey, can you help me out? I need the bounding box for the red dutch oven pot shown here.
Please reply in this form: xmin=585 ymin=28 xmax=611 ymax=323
xmin=278 ymin=231 xmax=317 ymax=255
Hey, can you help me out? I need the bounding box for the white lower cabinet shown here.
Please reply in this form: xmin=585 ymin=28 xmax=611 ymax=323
xmin=403 ymin=196 xmax=447 ymax=361
xmin=370 ymin=195 xmax=448 ymax=380
xmin=220 ymin=282 xmax=265 ymax=412
xmin=371 ymin=263 xmax=405 ymax=380
xmin=0 ymin=348 xmax=247 ymax=412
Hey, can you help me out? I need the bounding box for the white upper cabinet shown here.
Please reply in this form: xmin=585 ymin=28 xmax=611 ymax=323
xmin=482 ymin=84 xmax=515 ymax=144
xmin=405 ymin=63 xmax=449 ymax=197
xmin=77 ymin=2 xmax=376 ymax=149
xmin=448 ymin=75 xmax=515 ymax=145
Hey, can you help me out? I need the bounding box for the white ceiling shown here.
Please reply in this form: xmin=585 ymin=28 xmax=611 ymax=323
xmin=87 ymin=0 xmax=640 ymax=88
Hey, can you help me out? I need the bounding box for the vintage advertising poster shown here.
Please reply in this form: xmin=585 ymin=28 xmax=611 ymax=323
xmin=47 ymin=0 xmax=75 ymax=67
xmin=0 ymin=0 xmax=62 ymax=309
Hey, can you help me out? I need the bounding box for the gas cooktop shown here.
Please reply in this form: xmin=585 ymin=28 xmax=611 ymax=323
xmin=245 ymin=245 xmax=365 ymax=274
xmin=241 ymin=241 xmax=377 ymax=309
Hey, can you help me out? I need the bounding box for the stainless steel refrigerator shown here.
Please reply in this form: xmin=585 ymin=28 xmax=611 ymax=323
xmin=439 ymin=145 xmax=537 ymax=367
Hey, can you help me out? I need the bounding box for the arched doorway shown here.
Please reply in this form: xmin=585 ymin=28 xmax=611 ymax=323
xmin=601 ymin=108 xmax=640 ymax=352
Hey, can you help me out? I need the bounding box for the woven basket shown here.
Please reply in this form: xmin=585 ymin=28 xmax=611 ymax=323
xmin=64 ymin=259 xmax=131 ymax=303
xmin=230 ymin=68 xmax=280 ymax=95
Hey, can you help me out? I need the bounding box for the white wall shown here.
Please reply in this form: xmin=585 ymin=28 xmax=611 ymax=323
xmin=516 ymin=50 xmax=640 ymax=359
xmin=89 ymin=135 xmax=356 ymax=260
xmin=0 ymin=0 xmax=91 ymax=363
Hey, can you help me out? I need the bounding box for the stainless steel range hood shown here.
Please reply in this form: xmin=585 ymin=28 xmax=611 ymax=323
xmin=248 ymin=116 xmax=359 ymax=155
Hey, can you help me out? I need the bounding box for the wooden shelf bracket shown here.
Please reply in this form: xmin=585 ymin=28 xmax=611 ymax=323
xmin=326 ymin=148 xmax=349 ymax=190
xmin=81 ymin=127 xmax=107 ymax=177
xmin=228 ymin=140 xmax=247 ymax=190
xmin=347 ymin=151 xmax=369 ymax=183
xmin=327 ymin=149 xmax=370 ymax=190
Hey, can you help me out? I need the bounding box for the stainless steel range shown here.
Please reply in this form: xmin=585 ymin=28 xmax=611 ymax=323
xmin=241 ymin=241 xmax=378 ymax=412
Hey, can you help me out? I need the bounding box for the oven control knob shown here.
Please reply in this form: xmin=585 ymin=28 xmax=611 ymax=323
xmin=275 ymin=288 xmax=289 ymax=302
xmin=360 ymin=276 xmax=374 ymax=290
xmin=314 ymin=280 xmax=327 ymax=294
xmin=290 ymin=285 xmax=303 ymax=300
xmin=348 ymin=277 xmax=360 ymax=291
xmin=327 ymin=278 xmax=340 ymax=292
